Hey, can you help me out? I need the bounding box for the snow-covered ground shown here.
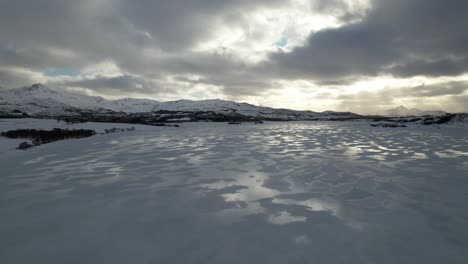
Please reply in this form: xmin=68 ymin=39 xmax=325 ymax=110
xmin=1 ymin=119 xmax=467 ymax=263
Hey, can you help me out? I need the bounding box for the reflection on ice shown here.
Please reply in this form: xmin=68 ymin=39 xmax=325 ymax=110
xmin=412 ymin=152 xmax=428 ymax=160
xmin=268 ymin=211 xmax=307 ymax=225
xmin=273 ymin=198 xmax=340 ymax=216
xmin=213 ymin=202 xmax=266 ymax=224
xmin=435 ymin=149 xmax=468 ymax=158
xmin=221 ymin=173 xmax=279 ymax=203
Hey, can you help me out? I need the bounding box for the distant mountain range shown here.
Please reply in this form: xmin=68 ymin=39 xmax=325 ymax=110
xmin=0 ymin=84 xmax=361 ymax=122
xmin=379 ymin=105 xmax=446 ymax=117
xmin=1 ymin=84 xmax=464 ymax=126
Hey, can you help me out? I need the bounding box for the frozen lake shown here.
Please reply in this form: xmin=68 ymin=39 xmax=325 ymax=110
xmin=1 ymin=119 xmax=467 ymax=263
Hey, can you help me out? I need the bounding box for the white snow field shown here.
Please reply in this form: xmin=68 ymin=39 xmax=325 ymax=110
xmin=1 ymin=119 xmax=467 ymax=264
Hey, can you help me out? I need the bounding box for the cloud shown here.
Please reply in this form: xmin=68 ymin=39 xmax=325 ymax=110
xmin=406 ymin=82 xmax=468 ymax=97
xmin=269 ymin=0 xmax=468 ymax=82
xmin=48 ymin=74 xmax=181 ymax=98
xmin=269 ymin=22 xmax=399 ymax=81
xmin=0 ymin=0 xmax=467 ymax=113
xmin=55 ymin=75 xmax=151 ymax=93
xmin=335 ymin=80 xmax=468 ymax=113
xmin=389 ymin=58 xmax=468 ymax=78
xmin=0 ymin=68 xmax=45 ymax=89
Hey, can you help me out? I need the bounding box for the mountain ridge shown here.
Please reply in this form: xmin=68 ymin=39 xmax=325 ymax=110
xmin=0 ymin=84 xmax=461 ymax=124
xmin=379 ymin=105 xmax=446 ymax=117
xmin=0 ymin=84 xmax=355 ymax=121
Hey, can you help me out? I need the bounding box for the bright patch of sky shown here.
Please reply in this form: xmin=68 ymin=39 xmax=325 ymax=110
xmin=274 ymin=36 xmax=288 ymax=48
xmin=44 ymin=69 xmax=79 ymax=77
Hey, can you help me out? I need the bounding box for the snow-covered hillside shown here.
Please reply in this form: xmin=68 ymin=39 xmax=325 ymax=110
xmin=0 ymin=84 xmax=156 ymax=115
xmin=0 ymin=84 xmax=360 ymax=120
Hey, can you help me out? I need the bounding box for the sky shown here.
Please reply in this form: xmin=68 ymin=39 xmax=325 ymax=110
xmin=0 ymin=0 xmax=467 ymax=114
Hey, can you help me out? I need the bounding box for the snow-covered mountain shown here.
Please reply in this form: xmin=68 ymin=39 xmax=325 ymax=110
xmin=0 ymin=84 xmax=162 ymax=115
xmin=380 ymin=105 xmax=446 ymax=117
xmin=0 ymin=84 xmax=360 ymax=120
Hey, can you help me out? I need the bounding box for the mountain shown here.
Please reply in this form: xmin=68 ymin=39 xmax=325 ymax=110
xmin=0 ymin=84 xmax=361 ymax=121
xmin=380 ymin=105 xmax=446 ymax=117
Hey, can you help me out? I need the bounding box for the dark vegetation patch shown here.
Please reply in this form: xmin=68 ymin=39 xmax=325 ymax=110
xmin=1 ymin=128 xmax=96 ymax=150
xmin=370 ymin=123 xmax=407 ymax=128
xmin=104 ymin=127 xmax=136 ymax=134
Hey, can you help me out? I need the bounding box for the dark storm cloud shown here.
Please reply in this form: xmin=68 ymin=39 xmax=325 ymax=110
xmin=389 ymin=58 xmax=468 ymax=78
xmin=270 ymin=0 xmax=468 ymax=82
xmin=269 ymin=23 xmax=399 ymax=80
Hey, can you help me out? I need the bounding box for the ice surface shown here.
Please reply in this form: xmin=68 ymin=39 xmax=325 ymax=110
xmin=0 ymin=119 xmax=467 ymax=263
